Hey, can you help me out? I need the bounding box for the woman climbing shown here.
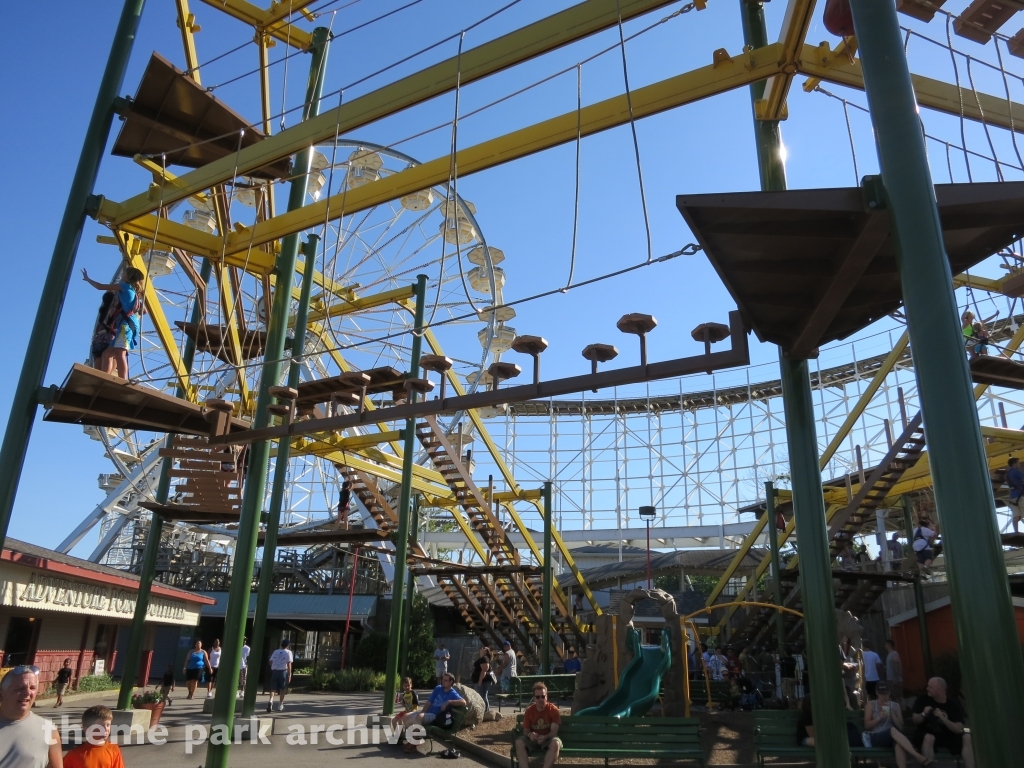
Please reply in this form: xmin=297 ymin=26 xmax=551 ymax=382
xmin=961 ymin=310 xmax=989 ymax=360
xmin=82 ymin=266 xmax=145 ymax=380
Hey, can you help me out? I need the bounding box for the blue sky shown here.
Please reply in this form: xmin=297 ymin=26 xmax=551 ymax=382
xmin=3 ymin=0 xmax=1022 ymax=553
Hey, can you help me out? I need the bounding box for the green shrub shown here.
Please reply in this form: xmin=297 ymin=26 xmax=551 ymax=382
xmin=334 ymin=667 xmax=385 ymax=691
xmin=77 ymin=674 xmax=118 ymax=693
xmin=306 ymin=664 xmax=384 ymax=692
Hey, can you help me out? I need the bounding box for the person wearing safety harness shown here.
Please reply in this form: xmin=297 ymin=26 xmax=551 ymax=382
xmin=83 ymin=266 xmax=145 ymax=380
xmin=961 ymin=310 xmax=989 ymax=360
xmin=912 ymin=516 xmax=938 ymax=573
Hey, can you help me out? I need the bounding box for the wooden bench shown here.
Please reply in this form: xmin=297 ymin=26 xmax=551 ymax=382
xmin=753 ymin=710 xmax=962 ymax=767
xmin=424 ymin=705 xmax=468 ymax=752
xmin=500 ymin=674 xmax=578 ymax=711
xmin=511 ymin=714 xmax=705 ymax=767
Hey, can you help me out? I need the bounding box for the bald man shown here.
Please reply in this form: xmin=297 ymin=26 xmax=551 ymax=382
xmin=911 ymin=677 xmax=974 ymax=768
xmin=0 ymin=666 xmax=62 ymax=768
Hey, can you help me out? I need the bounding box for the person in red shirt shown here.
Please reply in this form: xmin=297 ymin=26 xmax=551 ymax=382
xmin=64 ymin=705 xmax=125 ymax=768
xmin=515 ymin=682 xmax=562 ymax=768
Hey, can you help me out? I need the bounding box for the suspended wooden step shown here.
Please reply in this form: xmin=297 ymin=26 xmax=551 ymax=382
xmin=175 ymin=322 xmax=268 ymax=364
xmin=897 ymin=0 xmax=948 ymax=22
xmin=677 ymin=181 xmax=1024 ymax=359
xmin=294 ymin=367 xmax=404 ymax=415
xmin=43 ymin=363 xmax=248 ymax=436
xmin=970 ymin=355 xmax=1024 ymax=389
xmin=954 ymin=0 xmax=1024 ymax=44
xmin=111 ymin=53 xmax=290 ymax=178
xmin=138 ymin=435 xmax=246 ymax=522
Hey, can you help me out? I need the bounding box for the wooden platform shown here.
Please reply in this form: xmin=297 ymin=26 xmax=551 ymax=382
xmin=677 ymin=181 xmax=1024 ymax=358
xmin=176 ymin=322 xmax=267 ymax=365
xmin=43 ymin=364 xmax=248 ymax=435
xmin=138 ymin=502 xmax=239 ymax=524
xmin=111 ymin=53 xmax=289 ymax=178
xmin=294 ymin=366 xmax=404 ymax=411
xmin=261 ymin=528 xmax=392 ymax=546
xmin=970 ymin=355 xmax=1024 ymax=390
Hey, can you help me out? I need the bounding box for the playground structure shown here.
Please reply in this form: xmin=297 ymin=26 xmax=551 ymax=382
xmin=4 ymin=1 xmax=1024 ymax=767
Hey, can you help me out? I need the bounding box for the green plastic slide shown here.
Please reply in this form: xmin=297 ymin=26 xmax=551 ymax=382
xmin=575 ymin=627 xmax=672 ymax=718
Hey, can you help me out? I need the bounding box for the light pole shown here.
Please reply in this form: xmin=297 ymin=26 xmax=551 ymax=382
xmin=639 ymin=506 xmax=656 ymax=589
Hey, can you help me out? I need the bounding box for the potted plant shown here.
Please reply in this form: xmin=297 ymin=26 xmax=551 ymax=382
xmin=130 ymin=690 xmax=167 ymax=727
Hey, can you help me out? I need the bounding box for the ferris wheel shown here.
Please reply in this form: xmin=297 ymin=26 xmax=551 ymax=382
xmin=68 ymin=140 xmax=517 ymax=562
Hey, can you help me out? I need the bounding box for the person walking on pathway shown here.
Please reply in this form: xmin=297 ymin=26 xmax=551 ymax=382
xmin=496 ymin=640 xmax=518 ymax=693
xmin=0 ymin=666 xmax=62 ymax=768
xmin=433 ymin=642 xmax=450 ymax=685
xmin=54 ymin=659 xmax=73 ymax=709
xmin=238 ymin=638 xmax=250 ymax=697
xmin=183 ymin=641 xmax=211 ymax=700
xmin=267 ymin=639 xmax=293 ymax=712
xmin=207 ymin=639 xmax=222 ymax=698
xmin=472 ymin=646 xmax=494 ymax=714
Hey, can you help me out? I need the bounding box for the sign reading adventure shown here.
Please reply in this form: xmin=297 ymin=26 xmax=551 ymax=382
xmin=0 ymin=566 xmax=195 ymax=624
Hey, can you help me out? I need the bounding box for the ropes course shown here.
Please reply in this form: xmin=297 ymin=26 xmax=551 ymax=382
xmin=6 ymin=1 xmax=1024 ymax=765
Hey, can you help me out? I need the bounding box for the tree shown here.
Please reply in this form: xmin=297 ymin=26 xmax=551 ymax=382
xmin=405 ymin=592 xmax=436 ymax=687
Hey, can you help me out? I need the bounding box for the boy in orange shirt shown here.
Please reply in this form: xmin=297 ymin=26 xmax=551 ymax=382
xmin=514 ymin=682 xmax=561 ymax=768
xmin=64 ymin=705 xmax=125 ymax=768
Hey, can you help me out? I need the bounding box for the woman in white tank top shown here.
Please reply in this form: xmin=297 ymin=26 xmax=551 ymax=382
xmin=207 ymin=639 xmax=222 ymax=698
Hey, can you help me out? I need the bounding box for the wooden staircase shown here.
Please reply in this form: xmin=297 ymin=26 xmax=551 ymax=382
xmin=415 ymin=416 xmax=582 ymax=660
xmin=737 ymin=414 xmax=927 ymax=645
xmin=337 ymin=463 xmax=515 ymax=648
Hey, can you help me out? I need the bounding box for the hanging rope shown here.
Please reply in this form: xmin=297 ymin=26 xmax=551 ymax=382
xmin=566 ymin=64 xmax=582 ymax=290
xmin=945 ymin=15 xmax=973 ymax=182
xmin=614 ymin=0 xmax=653 ymax=263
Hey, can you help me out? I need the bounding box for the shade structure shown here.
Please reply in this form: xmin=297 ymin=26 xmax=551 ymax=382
xmin=111 ymin=53 xmax=290 ymax=178
xmin=676 ymin=181 xmax=1024 ymax=358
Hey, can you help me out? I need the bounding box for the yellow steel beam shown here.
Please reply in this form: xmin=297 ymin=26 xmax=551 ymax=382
xmin=214 ymin=264 xmax=253 ymax=412
xmin=705 ymin=329 xmax=910 ymax=607
xmin=954 ymin=273 xmax=1004 ymax=293
xmin=262 ymin=0 xmax=318 ymax=26
xmin=797 ymin=43 xmax=1024 ymax=133
xmin=310 ymin=448 xmax=452 ymax=496
xmin=305 ymin=284 xmax=416 ymax=325
xmin=221 ymin=44 xmax=787 ymax=258
xmin=197 ymin=0 xmax=312 ymax=49
xmin=294 ymin=430 xmax=402 ymax=452
xmin=175 ymin=0 xmax=202 ymax=85
xmin=757 ymin=0 xmax=817 ymax=120
xmin=103 ymin=0 xmax=719 ymax=225
xmin=118 ymin=234 xmax=194 ymax=400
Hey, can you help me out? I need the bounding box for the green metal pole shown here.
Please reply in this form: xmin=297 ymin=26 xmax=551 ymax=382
xmin=741 ymin=4 xmax=848 ymax=766
xmin=902 ymin=496 xmax=933 ymax=680
xmin=764 ymin=482 xmax=786 ymax=657
xmin=850 ymin=3 xmax=1024 ymax=763
xmin=117 ymin=259 xmax=212 ymax=710
xmin=241 ymin=235 xmax=320 ymax=718
xmin=398 ymin=496 xmax=419 ymax=679
xmin=382 ymin=274 xmax=428 ymax=716
xmin=0 ymin=0 xmax=147 ymax=555
xmin=541 ymin=482 xmax=553 ymax=674
xmin=205 ymin=29 xmax=330 ymax=768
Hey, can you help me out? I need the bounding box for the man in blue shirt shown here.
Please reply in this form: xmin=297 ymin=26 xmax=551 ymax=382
xmin=1007 ymin=457 xmax=1024 ymax=534
xmin=562 ymin=648 xmax=582 ymax=674
xmin=404 ymin=672 xmax=465 ymax=749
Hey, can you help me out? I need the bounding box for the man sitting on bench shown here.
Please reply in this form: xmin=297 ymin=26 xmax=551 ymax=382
xmin=515 ymin=682 xmax=562 ymax=768
xmin=912 ymin=677 xmax=974 ymax=768
xmin=403 ymin=673 xmax=465 ymax=752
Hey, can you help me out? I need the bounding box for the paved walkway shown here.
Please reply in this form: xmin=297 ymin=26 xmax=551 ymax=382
xmin=34 ymin=689 xmax=487 ymax=768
